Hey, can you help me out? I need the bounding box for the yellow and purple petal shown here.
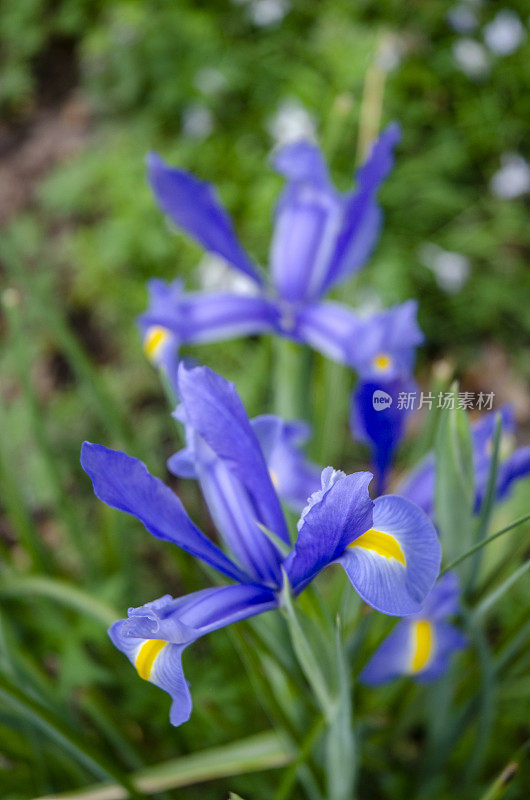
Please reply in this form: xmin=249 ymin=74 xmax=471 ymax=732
xmin=340 ymin=494 xmax=441 ymax=616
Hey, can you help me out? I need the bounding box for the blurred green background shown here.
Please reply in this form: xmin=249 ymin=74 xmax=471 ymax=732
xmin=1 ymin=1 xmax=529 ymax=798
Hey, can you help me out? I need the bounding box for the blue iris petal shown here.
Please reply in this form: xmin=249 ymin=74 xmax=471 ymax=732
xmin=148 ymin=153 xmax=262 ymax=284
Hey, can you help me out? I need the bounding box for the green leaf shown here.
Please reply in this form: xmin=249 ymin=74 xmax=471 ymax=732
xmin=435 ymin=384 xmax=475 ymax=569
xmin=473 ymin=560 xmax=530 ymax=622
xmin=440 ymin=512 xmax=530 ymax=576
xmin=32 ymin=731 xmax=292 ymax=800
xmin=325 ymin=621 xmax=355 ymax=800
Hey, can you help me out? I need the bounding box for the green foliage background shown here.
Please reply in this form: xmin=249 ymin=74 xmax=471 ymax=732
xmin=0 ymin=1 xmax=529 ymax=799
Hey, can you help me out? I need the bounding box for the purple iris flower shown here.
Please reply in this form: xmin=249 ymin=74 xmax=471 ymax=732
xmin=361 ymin=572 xmax=466 ymax=685
xmin=139 ymin=124 xmax=409 ymax=370
xmin=349 ymin=300 xmax=424 ymax=493
xmin=398 ymin=405 xmax=530 ymax=516
xmin=81 ymin=365 xmax=441 ymax=726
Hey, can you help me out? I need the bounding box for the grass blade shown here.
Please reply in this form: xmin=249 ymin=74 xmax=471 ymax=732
xmin=440 ymin=512 xmax=530 ymax=576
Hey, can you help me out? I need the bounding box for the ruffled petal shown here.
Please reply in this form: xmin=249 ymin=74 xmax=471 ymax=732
xmin=340 ymin=494 xmax=441 ymax=616
xmin=80 ymin=442 xmax=249 ymax=584
xmin=109 ymin=585 xmax=277 ymax=726
xmin=285 ymin=469 xmax=374 ymax=592
xmin=147 ymin=153 xmax=262 ymax=284
xmin=291 ymin=300 xmax=360 ymax=365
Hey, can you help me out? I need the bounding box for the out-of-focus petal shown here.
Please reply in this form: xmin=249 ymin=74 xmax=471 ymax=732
xmin=147 ymin=153 xmax=262 ymax=284
xmin=340 ymin=494 xmax=441 ymax=616
xmin=80 ymin=442 xmax=249 ymax=584
xmin=270 ymin=141 xmax=343 ymax=302
xmin=360 ymin=619 xmax=412 ymax=685
xmin=109 ymin=585 xmax=277 ymax=726
xmin=350 ymin=376 xmax=417 ymax=494
xmin=251 ymin=415 xmax=322 ymax=511
xmin=349 ymin=300 xmax=424 ymax=380
xmin=139 ymin=285 xmax=280 ymax=346
xmin=496 ymin=446 xmax=530 ymax=501
xmin=395 ymin=454 xmax=435 ymax=516
xmin=324 ymin=123 xmax=401 ymax=290
xmin=415 ymin=621 xmax=467 ymax=682
xmin=285 ymin=469 xmax=374 ymax=591
xmin=290 ymin=300 xmax=360 ymax=365
xmin=419 ymin=572 xmax=461 ymax=620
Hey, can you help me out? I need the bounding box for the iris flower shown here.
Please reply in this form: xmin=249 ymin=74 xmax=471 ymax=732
xmin=398 ymin=405 xmax=530 ymax=516
xmin=81 ymin=365 xmax=441 ymax=726
xmin=138 ymin=124 xmax=415 ymax=371
xmin=361 ymin=572 xmax=466 ymax=685
xmin=349 ymin=300 xmax=423 ymax=492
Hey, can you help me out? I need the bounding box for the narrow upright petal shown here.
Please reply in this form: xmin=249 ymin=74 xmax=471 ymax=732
xmin=176 ymin=366 xmax=290 ymax=583
xmin=80 ymin=442 xmax=249 ymax=584
xmin=323 ymin=123 xmax=401 ymax=291
xmin=109 ymin=585 xmax=277 ymax=726
xmin=285 ymin=469 xmax=374 ymax=591
xmin=147 ymin=153 xmax=262 ymax=284
xmin=340 ymin=494 xmax=441 ymax=615
xmin=270 ymin=141 xmax=343 ymax=302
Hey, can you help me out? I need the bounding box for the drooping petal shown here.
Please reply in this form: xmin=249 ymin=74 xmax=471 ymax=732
xmin=270 ymin=141 xmax=343 ymax=302
xmin=496 ymin=446 xmax=530 ymax=501
xmin=350 ymin=376 xmax=417 ymax=494
xmin=80 ymin=442 xmax=249 ymax=584
xmin=359 ymin=618 xmax=412 ymax=685
xmin=360 ymin=617 xmax=466 ymax=685
xmin=419 ymin=572 xmax=461 ymax=620
xmin=340 ymin=494 xmax=441 ymax=616
xmin=349 ymin=300 xmax=424 ymax=380
xmin=290 ymin=300 xmax=360 ymax=365
xmin=138 ymin=283 xmax=280 ymax=346
xmin=109 ymin=585 xmax=277 ymax=726
xmin=285 ymin=469 xmax=374 ymax=592
xmin=323 ymin=123 xmax=401 ymax=291
xmin=177 ymin=365 xmax=290 ymax=556
xmin=250 ymin=415 xmax=321 ymax=511
xmin=147 ymin=153 xmax=262 ymax=284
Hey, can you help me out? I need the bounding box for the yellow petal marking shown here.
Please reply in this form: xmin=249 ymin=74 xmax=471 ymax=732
xmin=348 ymin=528 xmax=406 ymax=566
xmin=269 ymin=469 xmax=279 ymax=489
xmin=143 ymin=326 xmax=170 ymax=362
xmin=410 ymin=620 xmax=434 ymax=673
xmin=372 ymin=352 xmax=393 ymax=372
xmin=135 ymin=639 xmax=166 ymax=681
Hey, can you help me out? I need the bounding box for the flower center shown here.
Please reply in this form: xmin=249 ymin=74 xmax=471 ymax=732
xmin=372 ymin=352 xmax=393 ymax=372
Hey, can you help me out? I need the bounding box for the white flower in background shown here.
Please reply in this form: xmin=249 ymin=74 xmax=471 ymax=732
xmin=490 ymin=153 xmax=530 ymax=199
xmin=376 ymin=34 xmax=408 ymax=72
xmin=267 ymin=99 xmax=316 ymax=145
xmin=250 ymin=0 xmax=289 ymax=27
xmin=181 ymin=105 xmax=214 ymax=140
xmin=484 ymin=10 xmax=526 ymax=55
xmin=452 ymin=38 xmax=490 ymax=77
xmin=194 ymin=67 xmax=227 ymax=96
xmin=198 ymin=254 xmax=259 ymax=295
xmin=447 ymin=5 xmax=479 ymax=34
xmin=418 ymin=244 xmax=471 ymax=294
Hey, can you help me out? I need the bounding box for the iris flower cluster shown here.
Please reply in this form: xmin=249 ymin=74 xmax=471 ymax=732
xmin=82 ymin=364 xmax=442 ymax=726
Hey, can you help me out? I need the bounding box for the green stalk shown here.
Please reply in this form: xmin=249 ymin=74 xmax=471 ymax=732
xmin=440 ymin=512 xmax=530 ymax=576
xmin=273 ymin=338 xmax=313 ymax=422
